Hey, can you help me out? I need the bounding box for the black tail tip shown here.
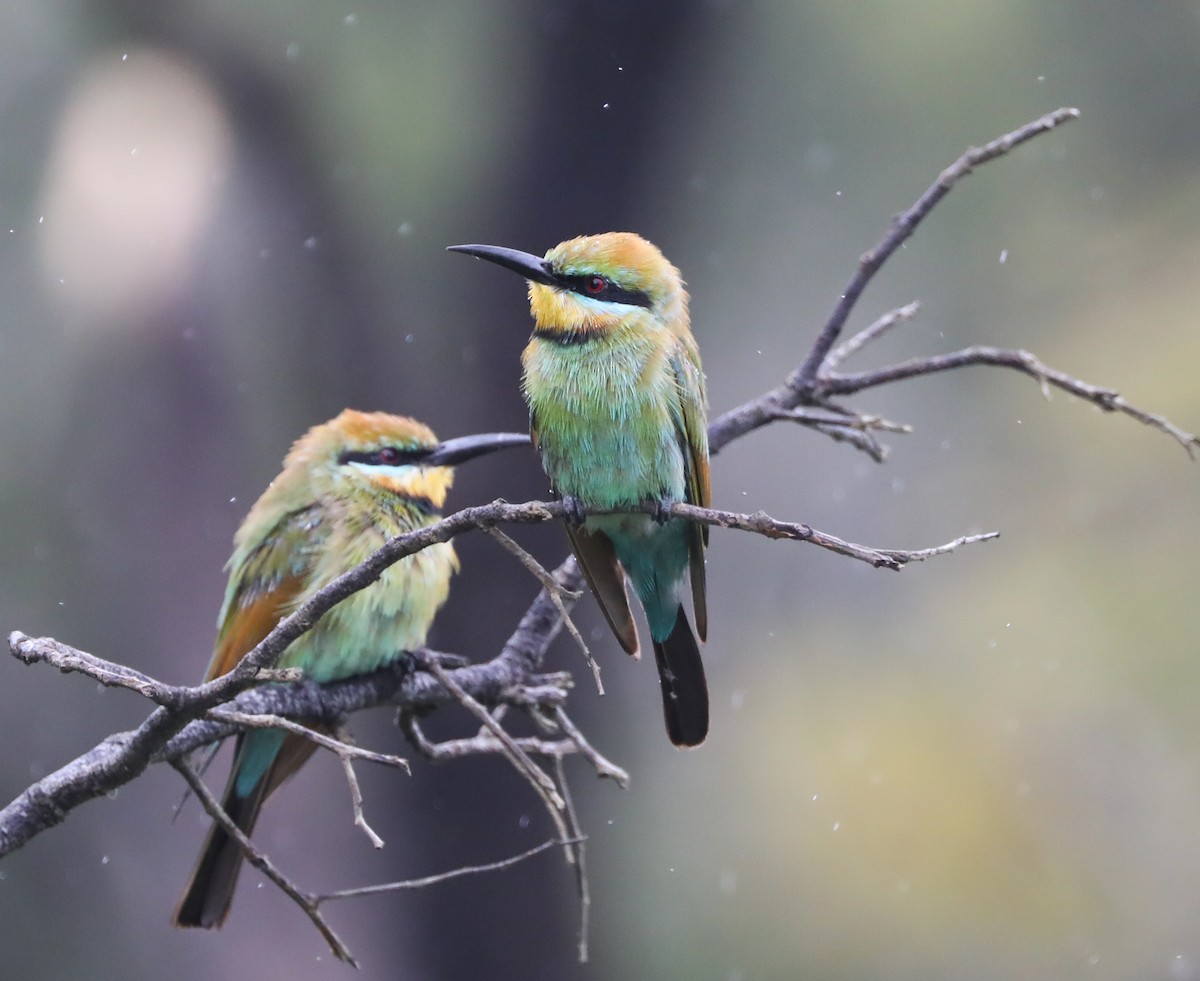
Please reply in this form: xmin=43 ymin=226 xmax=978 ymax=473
xmin=654 ymin=608 xmax=709 ymax=748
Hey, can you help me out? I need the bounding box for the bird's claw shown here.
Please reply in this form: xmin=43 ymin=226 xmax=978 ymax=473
xmin=561 ymin=495 xmax=587 ymax=527
xmin=652 ymin=497 xmax=676 ymax=525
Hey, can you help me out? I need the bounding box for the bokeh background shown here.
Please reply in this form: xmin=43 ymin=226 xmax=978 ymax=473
xmin=2 ymin=2 xmax=1199 ymax=979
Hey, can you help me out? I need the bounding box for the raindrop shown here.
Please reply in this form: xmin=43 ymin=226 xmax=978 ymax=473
xmin=286 ymin=41 xmax=301 ymax=60
xmin=344 ymin=13 xmax=358 ymax=25
xmin=397 ymin=222 xmax=414 ymax=236
xmin=404 ymin=333 xmax=415 ymax=343
xmin=999 ymin=249 xmax=1008 ymax=264
xmin=304 ymin=236 xmax=319 ymax=250
xmin=101 ymin=855 xmax=109 ymax=865
xmin=832 ymin=821 xmax=840 ymax=831
xmin=602 ymin=102 xmax=610 ymax=109
xmin=518 ymin=814 xmax=530 ymax=829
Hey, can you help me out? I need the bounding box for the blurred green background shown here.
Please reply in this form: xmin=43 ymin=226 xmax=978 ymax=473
xmin=2 ymin=2 xmax=1199 ymax=979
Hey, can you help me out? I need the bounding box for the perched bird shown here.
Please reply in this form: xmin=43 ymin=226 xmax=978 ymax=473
xmin=173 ymin=409 xmax=528 ymax=928
xmin=448 ymin=233 xmax=711 ymax=747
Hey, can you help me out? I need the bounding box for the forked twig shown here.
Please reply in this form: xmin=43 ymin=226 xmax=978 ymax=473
xmin=172 ymin=758 xmax=357 ymax=966
xmin=313 ymin=837 xmax=582 ymax=903
xmin=480 ymin=524 xmax=602 ymax=693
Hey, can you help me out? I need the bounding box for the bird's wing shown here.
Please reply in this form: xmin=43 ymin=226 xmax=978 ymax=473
xmin=565 ymin=523 xmax=640 ymax=658
xmin=670 ymin=341 xmax=711 ymax=642
xmin=204 ymin=506 xmax=320 ymax=681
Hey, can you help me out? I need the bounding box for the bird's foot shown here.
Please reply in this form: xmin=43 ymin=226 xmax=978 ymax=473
xmin=652 ymin=497 xmax=677 ymax=525
xmin=561 ymin=494 xmax=587 ymax=527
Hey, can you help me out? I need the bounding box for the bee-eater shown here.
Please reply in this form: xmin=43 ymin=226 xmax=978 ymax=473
xmin=173 ymin=409 xmax=528 ymax=928
xmin=448 ymin=233 xmax=711 ymax=747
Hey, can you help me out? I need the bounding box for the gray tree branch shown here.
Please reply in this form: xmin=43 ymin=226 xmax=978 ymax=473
xmin=3 ymin=105 xmax=1196 ymax=962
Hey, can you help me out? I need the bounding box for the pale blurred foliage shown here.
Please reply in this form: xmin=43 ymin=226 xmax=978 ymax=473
xmin=1 ymin=2 xmax=1198 ymax=980
xmin=38 ymin=48 xmax=233 ymax=326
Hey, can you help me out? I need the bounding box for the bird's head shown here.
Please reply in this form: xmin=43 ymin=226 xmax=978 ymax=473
xmin=285 ymin=409 xmax=528 ymax=512
xmin=448 ymin=232 xmax=687 ymax=342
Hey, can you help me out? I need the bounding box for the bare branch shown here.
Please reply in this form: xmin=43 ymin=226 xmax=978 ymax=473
xmin=3 ymin=108 xmax=1195 ymax=965
xmin=666 ymin=502 xmax=999 ymax=570
xmin=172 ymin=758 xmax=357 ymax=966
xmin=826 ymin=301 xmax=922 ymax=369
xmin=791 ymin=107 xmax=1081 ymax=388
xmin=555 ymin=756 xmax=591 ymax=963
xmin=314 ymin=837 xmax=580 ymax=904
xmin=333 ymin=724 xmax=386 ymax=849
xmin=480 ymin=525 xmax=602 ymax=693
xmin=823 ymin=346 xmax=1200 ymax=458
xmin=409 ymin=652 xmax=571 ymax=852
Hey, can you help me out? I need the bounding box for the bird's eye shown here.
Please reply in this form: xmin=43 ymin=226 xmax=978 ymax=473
xmin=584 ymin=275 xmax=606 ymax=294
xmin=377 ymin=447 xmax=401 ymax=465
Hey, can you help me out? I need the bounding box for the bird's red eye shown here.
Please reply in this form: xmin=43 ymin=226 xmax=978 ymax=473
xmin=378 ymin=447 xmax=400 ymax=465
xmin=585 ymin=275 xmax=606 ymax=294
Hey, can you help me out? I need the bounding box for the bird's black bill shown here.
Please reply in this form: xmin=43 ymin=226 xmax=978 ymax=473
xmin=423 ymin=431 xmax=530 ymax=467
xmin=446 ymin=244 xmax=559 ymax=287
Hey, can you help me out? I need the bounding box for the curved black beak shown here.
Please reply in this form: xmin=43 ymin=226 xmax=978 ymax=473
xmin=423 ymin=431 xmax=530 ymax=467
xmin=446 ymin=243 xmax=559 ymax=287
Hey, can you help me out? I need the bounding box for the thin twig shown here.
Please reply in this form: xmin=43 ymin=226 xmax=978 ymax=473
xmin=172 ymin=758 xmax=357 ymax=966
xmin=412 ymin=652 xmax=567 ymax=815
xmin=792 ymin=107 xmax=1081 ymax=388
xmin=211 ymin=709 xmax=410 ymax=774
xmin=480 ymin=525 xmax=602 ymax=694
xmin=333 ymin=724 xmax=385 ymax=849
xmin=553 ymin=707 xmax=630 ymax=787
xmin=314 ymin=837 xmax=581 ymax=903
xmin=556 ymin=757 xmax=591 ymax=964
xmin=826 ymin=301 xmax=922 ymax=369
xmin=823 ymin=346 xmax=1200 ymax=459
xmin=665 ymin=503 xmax=999 ymax=570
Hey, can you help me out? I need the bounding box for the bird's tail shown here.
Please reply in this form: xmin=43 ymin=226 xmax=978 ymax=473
xmin=173 ymin=732 xmax=316 ymax=928
xmin=651 ymin=606 xmax=709 ymax=747
xmin=172 ymin=770 xmax=266 ymax=928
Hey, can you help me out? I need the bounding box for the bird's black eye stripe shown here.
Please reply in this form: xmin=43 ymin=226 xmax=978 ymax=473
xmin=560 ymin=274 xmax=652 ymax=309
xmin=338 ymin=447 xmax=425 ymax=467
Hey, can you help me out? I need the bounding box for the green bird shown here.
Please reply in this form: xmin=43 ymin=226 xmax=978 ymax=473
xmin=448 ymin=233 xmax=711 ymax=747
xmin=173 ymin=409 xmax=527 ymax=928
